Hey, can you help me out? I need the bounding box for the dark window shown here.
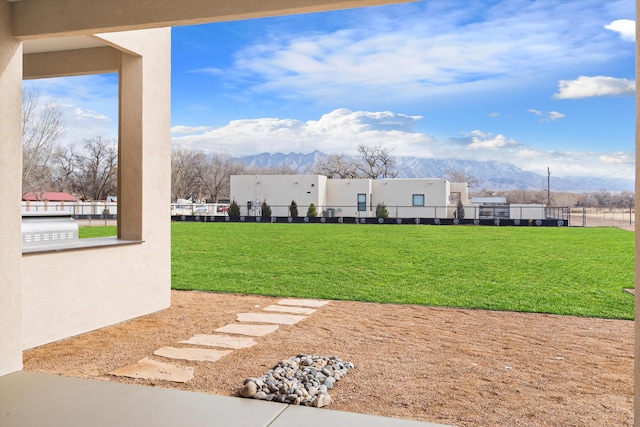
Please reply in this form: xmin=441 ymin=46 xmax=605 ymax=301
xmin=357 ymin=193 xmax=366 ymax=211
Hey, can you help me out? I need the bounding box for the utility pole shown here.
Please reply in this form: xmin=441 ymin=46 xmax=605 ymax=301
xmin=547 ymin=167 xmax=551 ymax=206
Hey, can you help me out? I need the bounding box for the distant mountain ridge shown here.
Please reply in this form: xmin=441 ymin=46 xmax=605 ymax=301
xmin=233 ymin=151 xmax=634 ymax=192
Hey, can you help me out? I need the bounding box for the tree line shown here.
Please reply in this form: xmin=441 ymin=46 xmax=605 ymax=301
xmin=22 ymin=88 xmax=118 ymax=201
xmin=472 ymin=188 xmax=634 ymax=208
xmin=170 ymin=148 xmax=295 ymax=202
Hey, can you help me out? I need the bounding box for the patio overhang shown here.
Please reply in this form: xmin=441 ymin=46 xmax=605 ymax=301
xmin=9 ymin=0 xmax=415 ymax=40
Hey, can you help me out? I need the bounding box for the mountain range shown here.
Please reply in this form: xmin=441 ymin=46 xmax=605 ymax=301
xmin=233 ymin=151 xmax=634 ymax=193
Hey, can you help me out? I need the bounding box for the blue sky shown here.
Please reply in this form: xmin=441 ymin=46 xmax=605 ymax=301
xmin=29 ymin=0 xmax=636 ymax=182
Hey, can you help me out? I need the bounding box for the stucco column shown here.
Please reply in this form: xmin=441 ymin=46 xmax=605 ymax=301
xmin=0 ymin=2 xmax=24 ymax=375
xmin=110 ymin=28 xmax=171 ymax=243
xmin=635 ymin=8 xmax=639 ymax=425
xmin=118 ymin=51 xmax=144 ymax=240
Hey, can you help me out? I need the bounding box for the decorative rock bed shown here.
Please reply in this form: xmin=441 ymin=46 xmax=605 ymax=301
xmin=238 ymin=354 xmax=354 ymax=408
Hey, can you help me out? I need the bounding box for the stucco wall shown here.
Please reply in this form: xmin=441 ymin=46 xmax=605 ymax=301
xmin=510 ymin=204 xmax=545 ymax=220
xmin=21 ymin=244 xmax=169 ymax=349
xmin=372 ymin=179 xmax=451 ymax=218
xmin=326 ymin=179 xmax=374 ymax=217
xmin=230 ymin=175 xmax=328 ymax=216
xmin=18 ymin=28 xmax=172 ymax=353
xmin=0 ymin=1 xmax=25 ymax=376
xmin=231 ymin=175 xmax=463 ymax=218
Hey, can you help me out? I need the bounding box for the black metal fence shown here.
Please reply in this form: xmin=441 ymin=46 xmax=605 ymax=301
xmin=171 ymin=204 xmax=571 ymax=227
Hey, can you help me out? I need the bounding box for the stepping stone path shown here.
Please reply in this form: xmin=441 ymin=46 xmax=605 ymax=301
xmin=236 ymin=312 xmax=307 ymax=325
xmin=109 ymin=298 xmax=329 ymax=384
xmin=263 ymin=305 xmax=316 ymax=315
xmin=153 ymin=347 xmax=232 ymax=362
xmin=215 ymin=324 xmax=280 ymax=336
xmin=180 ymin=334 xmax=257 ymax=349
xmin=110 ymin=357 xmax=194 ymax=382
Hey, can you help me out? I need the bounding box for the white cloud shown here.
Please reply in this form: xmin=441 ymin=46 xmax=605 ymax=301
xmin=190 ymin=67 xmax=224 ymax=76
xmin=25 ymin=75 xmax=118 ymax=147
xmin=527 ymin=109 xmax=565 ymax=121
xmin=465 ymin=131 xmax=519 ymax=150
xmin=172 ymin=108 xmax=431 ymax=157
xmin=554 ymin=76 xmax=635 ymax=99
xmin=74 ymin=107 xmax=110 ymax=121
xmin=59 ymin=105 xmax=115 ymax=146
xmin=204 ymin=2 xmax=630 ymax=105
xmin=604 ymin=19 xmax=636 ymax=42
xmin=171 ymin=125 xmax=213 ymax=134
xmin=172 ymin=108 xmax=634 ymax=181
xmin=600 ymin=152 xmax=634 ymax=164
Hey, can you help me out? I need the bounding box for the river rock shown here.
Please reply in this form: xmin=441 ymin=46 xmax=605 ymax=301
xmin=238 ymin=354 xmax=354 ymax=408
xmin=314 ymin=394 xmax=332 ymax=408
xmin=239 ymin=381 xmax=258 ymax=398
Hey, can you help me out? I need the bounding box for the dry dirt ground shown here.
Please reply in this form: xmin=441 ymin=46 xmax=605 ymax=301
xmin=24 ymin=290 xmax=633 ymax=427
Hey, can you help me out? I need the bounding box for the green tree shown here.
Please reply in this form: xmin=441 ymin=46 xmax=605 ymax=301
xmin=376 ymin=202 xmax=389 ymax=218
xmin=289 ymin=200 xmax=298 ymax=217
xmin=228 ymin=200 xmax=240 ymax=217
xmin=456 ymin=199 xmax=465 ymax=219
xmin=261 ymin=200 xmax=272 ymax=218
xmin=306 ymin=203 xmax=318 ymax=218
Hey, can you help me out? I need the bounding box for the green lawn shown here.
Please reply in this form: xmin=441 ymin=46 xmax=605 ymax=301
xmin=79 ymin=226 xmax=117 ymax=238
xmin=80 ymin=223 xmax=634 ymax=319
xmin=170 ymin=223 xmax=634 ymax=320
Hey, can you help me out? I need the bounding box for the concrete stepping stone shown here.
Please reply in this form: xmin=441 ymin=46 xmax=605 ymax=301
xmin=215 ymin=323 xmax=279 ymax=336
xmin=263 ymin=305 xmax=316 ymax=315
xmin=154 ymin=347 xmax=232 ymax=362
xmin=109 ymin=357 xmax=194 ymax=383
xmin=236 ymin=312 xmax=307 ymax=325
xmin=277 ymin=299 xmax=329 ymax=308
xmin=180 ymin=334 xmax=257 ymax=349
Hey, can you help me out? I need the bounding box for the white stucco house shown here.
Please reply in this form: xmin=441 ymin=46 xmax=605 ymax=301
xmin=230 ymin=174 xmax=470 ymax=219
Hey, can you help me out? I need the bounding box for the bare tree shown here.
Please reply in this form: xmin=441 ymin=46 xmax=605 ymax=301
xmin=312 ymin=153 xmax=358 ymax=178
xmin=196 ymin=151 xmax=230 ymax=203
xmin=171 ymin=148 xmax=207 ymax=201
xmin=22 ymin=87 xmax=65 ymax=197
xmin=355 ymin=144 xmax=398 ymax=179
xmin=192 ymin=151 xmax=243 ymax=203
xmin=51 ymin=144 xmax=78 ymax=194
xmin=505 ymin=189 xmax=546 ymax=205
xmin=313 ymin=146 xmax=397 ymax=179
xmin=65 ymin=137 xmax=118 ymax=200
xmin=171 ymin=148 xmax=304 ymax=202
xmin=575 ymin=190 xmax=635 ymax=207
xmin=443 ymin=167 xmax=478 ymax=188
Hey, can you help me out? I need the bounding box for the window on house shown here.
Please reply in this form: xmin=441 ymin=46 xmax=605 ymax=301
xmin=412 ymin=194 xmax=425 ymax=206
xmin=357 ymin=193 xmax=366 ymax=211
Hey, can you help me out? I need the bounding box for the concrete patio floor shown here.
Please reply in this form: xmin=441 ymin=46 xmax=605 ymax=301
xmin=0 ymin=371 xmax=453 ymax=427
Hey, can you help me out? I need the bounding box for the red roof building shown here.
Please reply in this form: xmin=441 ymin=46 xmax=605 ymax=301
xmin=22 ymin=192 xmax=78 ymax=202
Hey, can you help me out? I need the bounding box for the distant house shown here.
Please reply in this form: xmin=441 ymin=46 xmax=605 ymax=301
xmin=22 ymin=192 xmax=78 ymax=202
xmin=230 ymin=174 xmax=470 ymax=218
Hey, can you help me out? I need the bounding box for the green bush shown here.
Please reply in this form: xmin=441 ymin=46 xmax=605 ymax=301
xmin=261 ymin=200 xmax=272 ymax=218
xmin=289 ymin=200 xmax=298 ymax=217
xmin=306 ymin=203 xmax=318 ymax=218
xmin=376 ymin=202 xmax=389 ymax=219
xmin=228 ymin=200 xmax=241 ymax=217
